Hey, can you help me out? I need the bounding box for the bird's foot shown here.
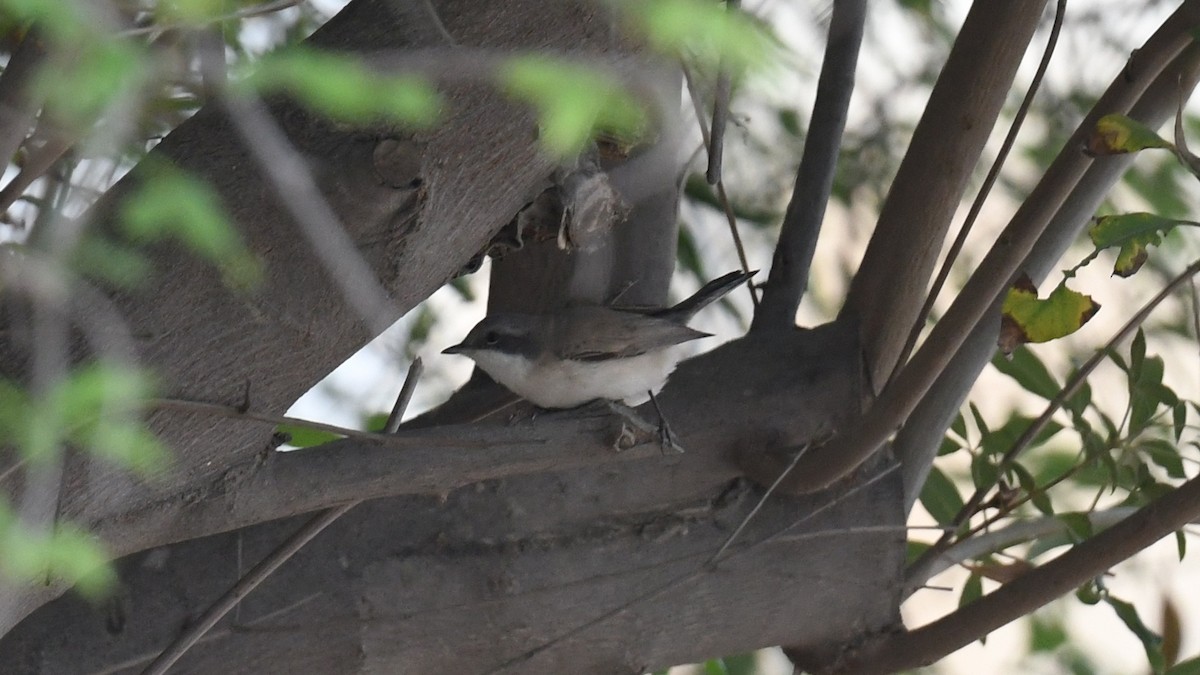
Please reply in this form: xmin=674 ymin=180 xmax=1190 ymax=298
xmin=648 ymin=391 xmax=684 ymax=455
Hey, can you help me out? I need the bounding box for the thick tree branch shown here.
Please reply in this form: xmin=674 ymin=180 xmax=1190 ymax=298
xmin=777 ymin=1 xmax=1200 ymax=494
xmin=843 ymin=472 xmax=1200 ymax=674
xmin=838 ymin=0 xmax=1048 ymax=385
xmin=753 ymin=0 xmax=866 ymax=330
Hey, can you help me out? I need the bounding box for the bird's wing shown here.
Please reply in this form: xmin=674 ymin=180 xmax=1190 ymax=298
xmin=553 ymin=306 xmax=710 ymax=361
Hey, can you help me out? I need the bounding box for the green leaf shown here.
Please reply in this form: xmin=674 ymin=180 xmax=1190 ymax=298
xmin=1130 ymin=355 xmax=1165 ymax=436
xmin=970 ymin=402 xmax=989 ymax=438
xmin=241 ymin=49 xmax=440 ymax=126
xmin=991 ymin=346 xmax=1061 ymax=399
xmin=35 ymin=35 xmax=148 ymax=131
xmin=1030 ymin=616 xmax=1068 ymax=652
xmin=1076 ymin=579 xmax=1103 ymax=605
xmin=1088 ymin=114 xmax=1174 ymax=155
xmin=501 ymin=56 xmax=648 ymax=157
xmin=1010 ymin=462 xmax=1053 ymax=515
xmin=999 ymin=275 xmax=1100 ymax=354
xmin=1176 ymin=531 xmax=1187 ymax=562
xmin=703 ymin=659 xmax=729 ymax=675
xmin=1106 ymin=596 xmax=1165 ymax=673
xmin=1058 ymin=512 xmax=1093 ymax=542
xmin=960 ymin=572 xmax=983 ymax=609
xmin=919 ymin=466 xmax=963 ymax=525
xmin=1131 ymin=329 xmax=1147 ymax=383
xmin=1142 ymin=439 xmax=1186 ymax=479
xmin=1168 ymin=656 xmax=1200 ymax=675
xmin=618 ymin=0 xmax=778 ymax=74
xmin=951 ymin=411 xmax=968 ymax=442
xmin=0 ymin=505 xmax=115 ymax=600
xmin=122 ymin=163 xmax=262 ymax=290
xmin=971 ymin=454 xmax=999 ymax=492
xmin=363 ymin=412 xmax=390 ymax=433
xmin=1088 ymin=213 xmax=1197 ymax=278
xmin=275 ymin=424 xmax=340 ymax=448
xmin=937 ymin=435 xmax=962 ymax=456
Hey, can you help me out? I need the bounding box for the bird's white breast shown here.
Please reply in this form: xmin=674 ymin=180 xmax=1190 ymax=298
xmin=468 ymin=348 xmax=681 ymax=408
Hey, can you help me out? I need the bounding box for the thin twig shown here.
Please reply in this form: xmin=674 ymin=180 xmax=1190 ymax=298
xmin=681 ymin=65 xmax=759 ymax=306
xmin=142 ymin=359 xmax=425 ymax=674
xmin=892 ymin=0 xmax=1068 ymax=381
xmin=909 ymin=256 xmax=1200 ymax=585
xmin=708 ymin=441 xmax=809 ymax=564
xmin=385 ymin=358 xmax=423 ymax=433
xmin=420 ymin=0 xmax=457 ymax=46
xmin=705 ymin=0 xmax=738 ymax=185
xmin=752 ymin=0 xmax=867 ymax=329
xmin=150 ymin=397 xmax=392 ymax=444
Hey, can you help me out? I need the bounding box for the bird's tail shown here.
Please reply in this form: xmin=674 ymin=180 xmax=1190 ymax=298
xmin=658 ymin=270 xmax=755 ymax=322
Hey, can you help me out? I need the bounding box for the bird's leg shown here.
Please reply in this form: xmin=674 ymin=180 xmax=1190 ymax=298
xmin=648 ymin=391 xmax=684 ymax=455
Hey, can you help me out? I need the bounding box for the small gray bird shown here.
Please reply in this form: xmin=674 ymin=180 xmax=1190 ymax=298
xmin=442 ymin=270 xmax=753 ymax=408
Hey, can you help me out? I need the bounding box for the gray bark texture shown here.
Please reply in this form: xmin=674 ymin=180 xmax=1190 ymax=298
xmin=0 ymin=0 xmax=906 ymax=672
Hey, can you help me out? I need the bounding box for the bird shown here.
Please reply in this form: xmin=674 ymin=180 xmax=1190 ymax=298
xmin=442 ymin=270 xmax=753 ymax=409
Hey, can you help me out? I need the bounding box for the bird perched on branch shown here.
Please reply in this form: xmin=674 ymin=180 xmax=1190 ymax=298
xmin=442 ymin=270 xmax=754 ymax=409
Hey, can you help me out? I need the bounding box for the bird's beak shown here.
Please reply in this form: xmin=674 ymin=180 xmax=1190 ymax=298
xmin=442 ymin=343 xmax=468 ymax=355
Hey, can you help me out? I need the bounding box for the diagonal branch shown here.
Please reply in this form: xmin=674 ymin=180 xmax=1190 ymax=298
xmin=752 ymin=0 xmax=866 ymax=330
xmin=844 ymin=472 xmax=1200 ymax=674
xmin=775 ymin=0 xmax=1200 ymax=494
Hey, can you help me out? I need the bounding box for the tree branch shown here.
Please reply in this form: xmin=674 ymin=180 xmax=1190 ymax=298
xmin=843 ymin=472 xmax=1200 ymax=674
xmin=752 ymin=0 xmax=866 ymax=330
xmin=892 ymin=0 xmax=1067 ymax=377
xmin=837 ymin=0 xmax=1048 ymax=384
xmin=777 ymin=1 xmax=1200 ymax=494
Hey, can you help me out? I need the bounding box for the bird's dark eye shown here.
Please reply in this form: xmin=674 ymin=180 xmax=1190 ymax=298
xmin=484 ymin=331 xmax=500 ymax=345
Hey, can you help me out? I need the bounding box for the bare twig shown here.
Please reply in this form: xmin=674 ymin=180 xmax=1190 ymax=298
xmin=893 ymin=0 xmax=1068 ymax=378
xmin=904 ymin=507 xmax=1145 ymax=596
xmin=385 ymin=358 xmax=424 ymax=433
xmin=845 ymin=472 xmax=1200 ymax=674
xmin=150 ymin=397 xmax=397 ymax=445
xmin=753 ymin=0 xmax=867 ymax=329
xmin=784 ymin=1 xmax=1200 ymax=494
xmin=708 ymin=441 xmax=810 ymax=564
xmin=420 ymin=0 xmax=457 ymax=46
xmin=681 ymin=66 xmax=759 ymax=306
xmin=705 ymin=0 xmax=738 ymax=185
